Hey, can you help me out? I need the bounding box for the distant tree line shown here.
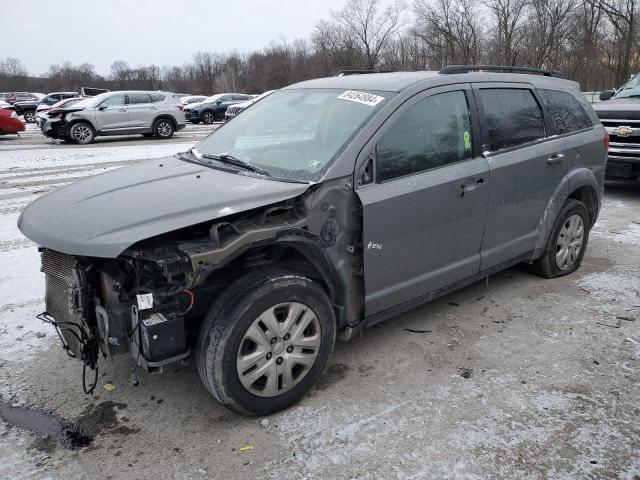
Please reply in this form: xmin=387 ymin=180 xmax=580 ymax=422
xmin=1 ymin=0 xmax=639 ymax=95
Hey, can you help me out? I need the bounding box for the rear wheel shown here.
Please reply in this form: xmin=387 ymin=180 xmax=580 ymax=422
xmin=23 ymin=111 xmax=36 ymax=123
xmin=196 ymin=271 xmax=336 ymax=416
xmin=69 ymin=122 xmax=95 ymax=144
xmin=153 ymin=118 xmax=174 ymax=138
xmin=532 ymin=199 xmax=590 ymax=278
xmin=201 ymin=111 xmax=215 ymax=124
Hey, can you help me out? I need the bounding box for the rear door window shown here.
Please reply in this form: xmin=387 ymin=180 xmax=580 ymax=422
xmin=376 ymin=90 xmax=473 ymax=182
xmin=127 ymin=93 xmax=152 ymax=105
xmin=477 ymin=88 xmax=546 ymax=152
xmin=538 ymin=89 xmax=593 ymax=134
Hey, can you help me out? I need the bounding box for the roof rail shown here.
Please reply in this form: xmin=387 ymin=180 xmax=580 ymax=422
xmin=335 ymin=69 xmax=393 ymax=76
xmin=439 ymin=65 xmax=566 ymax=79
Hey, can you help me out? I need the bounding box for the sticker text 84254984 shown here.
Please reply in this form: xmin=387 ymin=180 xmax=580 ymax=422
xmin=337 ymin=90 xmax=385 ymax=107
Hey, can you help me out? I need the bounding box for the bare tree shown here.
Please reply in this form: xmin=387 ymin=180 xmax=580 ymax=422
xmin=520 ymin=0 xmax=577 ymax=68
xmin=485 ymin=0 xmax=527 ymax=65
xmin=333 ymin=0 xmax=407 ymax=69
xmin=413 ymin=0 xmax=485 ymax=67
xmin=598 ymin=0 xmax=639 ymax=83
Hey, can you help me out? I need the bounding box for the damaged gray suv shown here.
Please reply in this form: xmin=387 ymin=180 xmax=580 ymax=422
xmin=18 ymin=65 xmax=607 ymax=415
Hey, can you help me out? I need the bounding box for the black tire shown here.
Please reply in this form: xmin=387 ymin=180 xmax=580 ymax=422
xmin=196 ymin=271 xmax=336 ymax=416
xmin=23 ymin=110 xmax=36 ymax=123
xmin=153 ymin=118 xmax=174 ymax=139
xmin=532 ymin=199 xmax=590 ymax=278
xmin=201 ymin=111 xmax=215 ymax=124
xmin=69 ymin=122 xmax=95 ymax=145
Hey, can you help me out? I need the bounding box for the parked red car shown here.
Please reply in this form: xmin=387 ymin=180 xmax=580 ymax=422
xmin=0 ymin=108 xmax=25 ymax=135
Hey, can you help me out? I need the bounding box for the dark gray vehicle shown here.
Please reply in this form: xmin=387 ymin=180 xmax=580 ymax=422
xmin=18 ymin=65 xmax=607 ymax=415
xmin=594 ymin=73 xmax=640 ymax=179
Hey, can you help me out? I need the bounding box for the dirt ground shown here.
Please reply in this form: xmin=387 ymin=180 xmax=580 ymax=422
xmin=0 ymin=125 xmax=639 ymax=479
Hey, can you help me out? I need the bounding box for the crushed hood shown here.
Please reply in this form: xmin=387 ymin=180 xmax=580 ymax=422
xmin=18 ymin=156 xmax=310 ymax=258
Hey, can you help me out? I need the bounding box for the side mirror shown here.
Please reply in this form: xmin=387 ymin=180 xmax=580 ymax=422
xmin=599 ymin=90 xmax=615 ymax=101
xmin=98 ymin=105 xmax=108 ymax=111
xmin=216 ymin=100 xmax=222 ymax=105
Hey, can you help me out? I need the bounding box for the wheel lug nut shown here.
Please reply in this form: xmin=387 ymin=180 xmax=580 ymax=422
xmin=270 ymin=337 xmax=277 ymax=344
xmin=266 ymin=353 xmax=272 ymax=360
xmin=284 ymin=334 xmax=290 ymax=340
xmin=276 ymin=357 xmax=283 ymax=365
xmin=286 ymin=346 xmax=293 ymax=353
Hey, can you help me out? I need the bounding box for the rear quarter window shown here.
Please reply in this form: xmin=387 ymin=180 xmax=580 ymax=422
xmin=538 ymin=89 xmax=593 ymax=134
xmin=150 ymin=93 xmax=165 ymax=103
xmin=478 ymin=88 xmax=546 ymax=152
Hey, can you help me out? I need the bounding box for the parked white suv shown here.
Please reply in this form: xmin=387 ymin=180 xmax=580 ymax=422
xmin=41 ymin=91 xmax=187 ymax=144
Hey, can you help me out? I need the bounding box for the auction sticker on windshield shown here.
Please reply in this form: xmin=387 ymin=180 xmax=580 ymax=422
xmin=338 ymin=90 xmax=385 ymax=107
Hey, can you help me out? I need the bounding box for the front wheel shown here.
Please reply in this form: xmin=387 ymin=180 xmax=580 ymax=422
xmin=197 ymin=272 xmax=336 ymax=415
xmin=23 ymin=111 xmax=36 ymax=123
xmin=69 ymin=122 xmax=95 ymax=144
xmin=201 ymin=111 xmax=215 ymax=124
xmin=532 ymin=199 xmax=590 ymax=278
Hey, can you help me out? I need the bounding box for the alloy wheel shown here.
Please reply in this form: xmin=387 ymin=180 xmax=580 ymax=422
xmin=156 ymin=121 xmax=172 ymax=137
xmin=236 ymin=302 xmax=321 ymax=397
xmin=73 ymin=125 xmax=92 ymax=143
xmin=555 ymin=214 xmax=584 ymax=270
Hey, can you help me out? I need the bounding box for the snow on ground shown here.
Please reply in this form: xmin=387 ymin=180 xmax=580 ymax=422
xmin=0 ymin=138 xmax=198 ymax=361
xmin=0 ymin=142 xmax=192 ymax=170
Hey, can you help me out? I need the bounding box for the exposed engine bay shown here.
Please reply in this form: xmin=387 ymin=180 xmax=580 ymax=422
xmin=37 ymin=184 xmax=364 ymax=393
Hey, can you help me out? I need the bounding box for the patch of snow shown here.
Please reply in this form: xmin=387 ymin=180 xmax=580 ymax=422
xmin=575 ymin=270 xmax=640 ymax=301
xmin=0 ymin=142 xmax=193 ymax=170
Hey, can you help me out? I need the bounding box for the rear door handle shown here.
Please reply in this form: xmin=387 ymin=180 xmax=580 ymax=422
xmin=150 ymin=107 xmax=157 ymax=110
xmin=547 ymin=153 xmax=565 ymax=164
xmin=118 ymin=109 xmax=127 ymax=112
xmin=461 ymin=177 xmax=485 ymax=197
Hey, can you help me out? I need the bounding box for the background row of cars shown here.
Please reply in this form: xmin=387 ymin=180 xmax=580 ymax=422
xmin=0 ymin=88 xmax=275 ymax=143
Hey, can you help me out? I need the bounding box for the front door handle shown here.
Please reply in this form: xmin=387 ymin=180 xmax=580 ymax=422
xmin=118 ymin=108 xmax=127 ymax=112
xmin=547 ymin=153 xmax=565 ymax=164
xmin=150 ymin=107 xmax=157 ymax=110
xmin=461 ymin=177 xmax=485 ymax=197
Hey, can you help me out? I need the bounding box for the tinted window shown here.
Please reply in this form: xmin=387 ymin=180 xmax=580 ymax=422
xmin=232 ymin=95 xmax=249 ymax=101
xmin=376 ymin=91 xmax=473 ymax=182
xmin=150 ymin=93 xmax=165 ymax=103
xmin=127 ymin=93 xmax=151 ymax=104
xmin=538 ymin=89 xmax=593 ymax=134
xmin=101 ymin=94 xmax=126 ymax=107
xmin=219 ymin=95 xmax=233 ymax=102
xmin=478 ymin=89 xmax=545 ymax=151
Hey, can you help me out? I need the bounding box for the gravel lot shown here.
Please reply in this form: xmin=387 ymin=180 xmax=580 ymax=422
xmin=0 ymin=124 xmax=639 ymax=479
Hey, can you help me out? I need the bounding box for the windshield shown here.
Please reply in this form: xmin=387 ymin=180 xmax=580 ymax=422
xmin=192 ymin=88 xmax=392 ymax=182
xmin=614 ymin=74 xmax=640 ymax=99
xmin=68 ymin=92 xmax=111 ymax=109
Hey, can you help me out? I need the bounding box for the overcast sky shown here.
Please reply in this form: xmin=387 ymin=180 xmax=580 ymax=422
xmin=4 ymin=0 xmax=347 ymax=76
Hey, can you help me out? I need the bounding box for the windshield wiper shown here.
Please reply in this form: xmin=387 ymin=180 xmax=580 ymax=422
xmin=201 ymin=152 xmax=271 ymax=176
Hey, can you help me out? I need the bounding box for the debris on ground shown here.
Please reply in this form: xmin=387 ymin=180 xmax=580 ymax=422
xmin=259 ymin=418 xmax=270 ymax=428
xmin=103 ymin=383 xmax=116 ymax=392
xmin=35 ymin=332 xmax=46 ymax=338
xmin=625 ymin=337 xmax=638 ymax=345
xmin=239 ymin=445 xmax=254 ymax=452
xmin=616 ymin=316 xmax=636 ymax=322
xmin=458 ymin=367 xmax=473 ymax=379
xmin=404 ymin=328 xmax=432 ymax=334
xmin=596 ymin=319 xmax=622 ymax=328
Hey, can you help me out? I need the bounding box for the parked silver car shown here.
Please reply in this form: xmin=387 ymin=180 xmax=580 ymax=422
xmin=41 ymin=91 xmax=186 ymax=144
